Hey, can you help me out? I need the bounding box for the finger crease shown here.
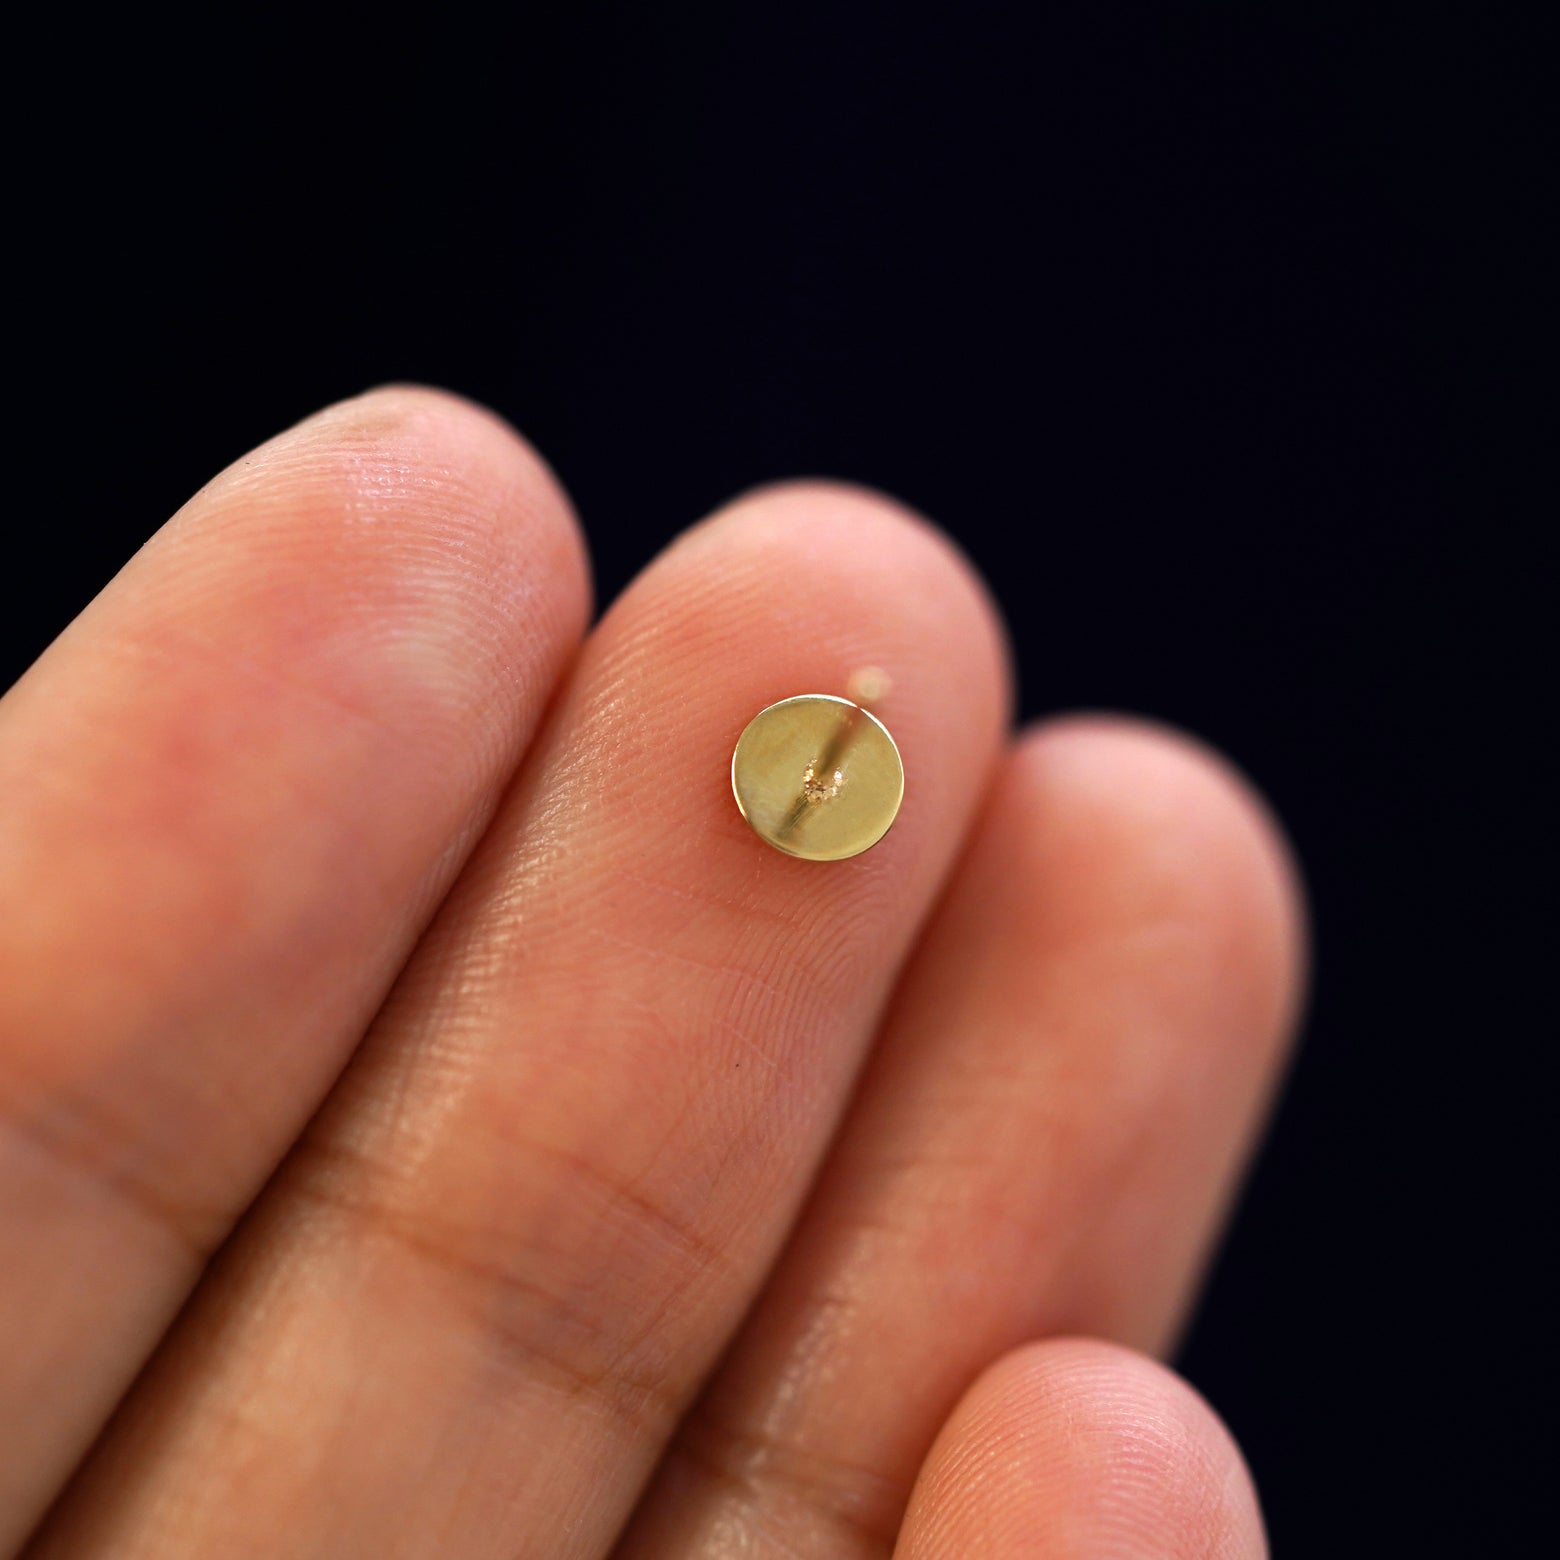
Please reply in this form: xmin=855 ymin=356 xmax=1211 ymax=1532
xmin=0 ymin=1087 xmax=228 ymax=1268
xmin=673 ymin=1402 xmax=908 ymax=1553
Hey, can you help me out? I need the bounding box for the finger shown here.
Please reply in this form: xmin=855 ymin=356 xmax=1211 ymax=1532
xmin=894 ymin=1339 xmax=1267 ymax=1559
xmin=620 ymin=718 xmax=1302 ymax=1555
xmin=0 ymin=388 xmax=588 ymax=1544
xmin=30 ymin=484 xmax=1011 ymax=1559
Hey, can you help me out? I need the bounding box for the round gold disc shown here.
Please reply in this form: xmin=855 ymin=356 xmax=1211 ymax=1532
xmin=731 ymin=694 xmax=904 ymax=861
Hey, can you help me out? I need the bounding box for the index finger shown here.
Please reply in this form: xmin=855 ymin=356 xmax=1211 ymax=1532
xmin=0 ymin=388 xmax=588 ymax=1544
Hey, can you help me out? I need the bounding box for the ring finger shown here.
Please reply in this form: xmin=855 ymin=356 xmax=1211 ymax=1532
xmin=620 ymin=717 xmax=1303 ymax=1555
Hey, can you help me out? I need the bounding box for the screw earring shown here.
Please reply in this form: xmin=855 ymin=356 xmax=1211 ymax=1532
xmin=730 ymin=670 xmax=904 ymax=861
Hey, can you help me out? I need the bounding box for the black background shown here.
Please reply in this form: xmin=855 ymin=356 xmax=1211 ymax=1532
xmin=6 ymin=4 xmax=1549 ymax=1553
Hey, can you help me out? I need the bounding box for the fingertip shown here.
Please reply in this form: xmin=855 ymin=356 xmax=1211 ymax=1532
xmin=900 ymin=1338 xmax=1266 ymax=1558
xmin=114 ymin=384 xmax=593 ymax=775
xmin=664 ymin=476 xmax=1016 ymax=736
xmin=1009 ymin=712 xmax=1308 ymax=1066
xmin=209 ymin=382 xmax=591 ymax=626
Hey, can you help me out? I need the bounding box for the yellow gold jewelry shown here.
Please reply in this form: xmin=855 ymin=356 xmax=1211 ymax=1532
xmin=731 ymin=683 xmax=904 ymax=861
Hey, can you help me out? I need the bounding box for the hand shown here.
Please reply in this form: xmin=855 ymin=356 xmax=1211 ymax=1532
xmin=1 ymin=389 xmax=1303 ymax=1558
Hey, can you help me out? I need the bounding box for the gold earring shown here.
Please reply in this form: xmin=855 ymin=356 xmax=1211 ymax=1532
xmin=731 ymin=669 xmax=903 ymax=861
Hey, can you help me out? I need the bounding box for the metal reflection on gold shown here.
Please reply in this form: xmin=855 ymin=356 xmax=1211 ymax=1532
xmin=731 ymin=694 xmax=904 ymax=861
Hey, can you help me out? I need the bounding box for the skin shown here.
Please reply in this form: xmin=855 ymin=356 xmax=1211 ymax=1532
xmin=0 ymin=388 xmax=1304 ymax=1558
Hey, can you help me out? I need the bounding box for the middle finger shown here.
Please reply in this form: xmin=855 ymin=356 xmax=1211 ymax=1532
xmin=34 ymin=482 xmax=1010 ymax=1560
